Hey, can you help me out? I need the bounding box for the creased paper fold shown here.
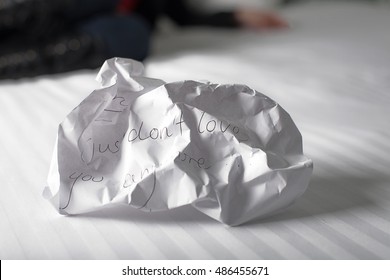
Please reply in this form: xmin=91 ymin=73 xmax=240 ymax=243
xmin=46 ymin=57 xmax=313 ymax=226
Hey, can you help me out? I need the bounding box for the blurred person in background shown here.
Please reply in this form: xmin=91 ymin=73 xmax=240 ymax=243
xmin=0 ymin=0 xmax=287 ymax=80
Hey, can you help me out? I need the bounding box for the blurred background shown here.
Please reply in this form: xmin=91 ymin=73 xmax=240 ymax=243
xmin=1 ymin=0 xmax=389 ymax=80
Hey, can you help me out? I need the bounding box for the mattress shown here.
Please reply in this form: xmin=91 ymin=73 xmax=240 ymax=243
xmin=1 ymin=2 xmax=389 ymax=259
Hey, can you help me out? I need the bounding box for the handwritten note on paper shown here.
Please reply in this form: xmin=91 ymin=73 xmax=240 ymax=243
xmin=46 ymin=58 xmax=313 ymax=226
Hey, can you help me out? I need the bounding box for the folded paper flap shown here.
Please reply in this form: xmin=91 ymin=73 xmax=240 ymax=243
xmin=47 ymin=58 xmax=313 ymax=225
xmin=165 ymin=81 xmax=276 ymax=119
xmin=165 ymin=80 xmax=303 ymax=156
xmin=97 ymin=57 xmax=145 ymax=90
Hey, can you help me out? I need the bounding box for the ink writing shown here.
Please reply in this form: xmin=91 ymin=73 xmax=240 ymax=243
xmin=123 ymin=167 xmax=156 ymax=210
xmin=197 ymin=111 xmax=248 ymax=141
xmin=178 ymin=152 xmax=211 ymax=169
xmin=127 ymin=112 xmax=184 ymax=142
xmin=61 ymin=172 xmax=104 ymax=210
xmin=81 ymin=138 xmax=122 ymax=163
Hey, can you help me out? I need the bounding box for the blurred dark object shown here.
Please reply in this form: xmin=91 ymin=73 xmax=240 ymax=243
xmin=0 ymin=0 xmax=101 ymax=79
xmin=0 ymin=0 xmax=286 ymax=80
xmin=0 ymin=0 xmax=148 ymax=79
xmin=0 ymin=32 xmax=106 ymax=79
xmin=0 ymin=0 xmax=68 ymax=39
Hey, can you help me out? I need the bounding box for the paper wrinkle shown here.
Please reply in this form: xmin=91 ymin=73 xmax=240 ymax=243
xmin=47 ymin=58 xmax=313 ymax=225
xmin=97 ymin=57 xmax=144 ymax=90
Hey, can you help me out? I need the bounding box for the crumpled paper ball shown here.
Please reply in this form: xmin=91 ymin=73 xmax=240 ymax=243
xmin=46 ymin=57 xmax=313 ymax=226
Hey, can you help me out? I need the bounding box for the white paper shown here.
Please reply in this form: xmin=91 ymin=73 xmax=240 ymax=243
xmin=46 ymin=57 xmax=313 ymax=226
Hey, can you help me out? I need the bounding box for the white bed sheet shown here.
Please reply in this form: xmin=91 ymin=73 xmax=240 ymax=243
xmin=1 ymin=2 xmax=390 ymax=259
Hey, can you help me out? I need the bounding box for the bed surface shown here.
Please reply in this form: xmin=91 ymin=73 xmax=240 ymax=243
xmin=1 ymin=2 xmax=390 ymax=259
